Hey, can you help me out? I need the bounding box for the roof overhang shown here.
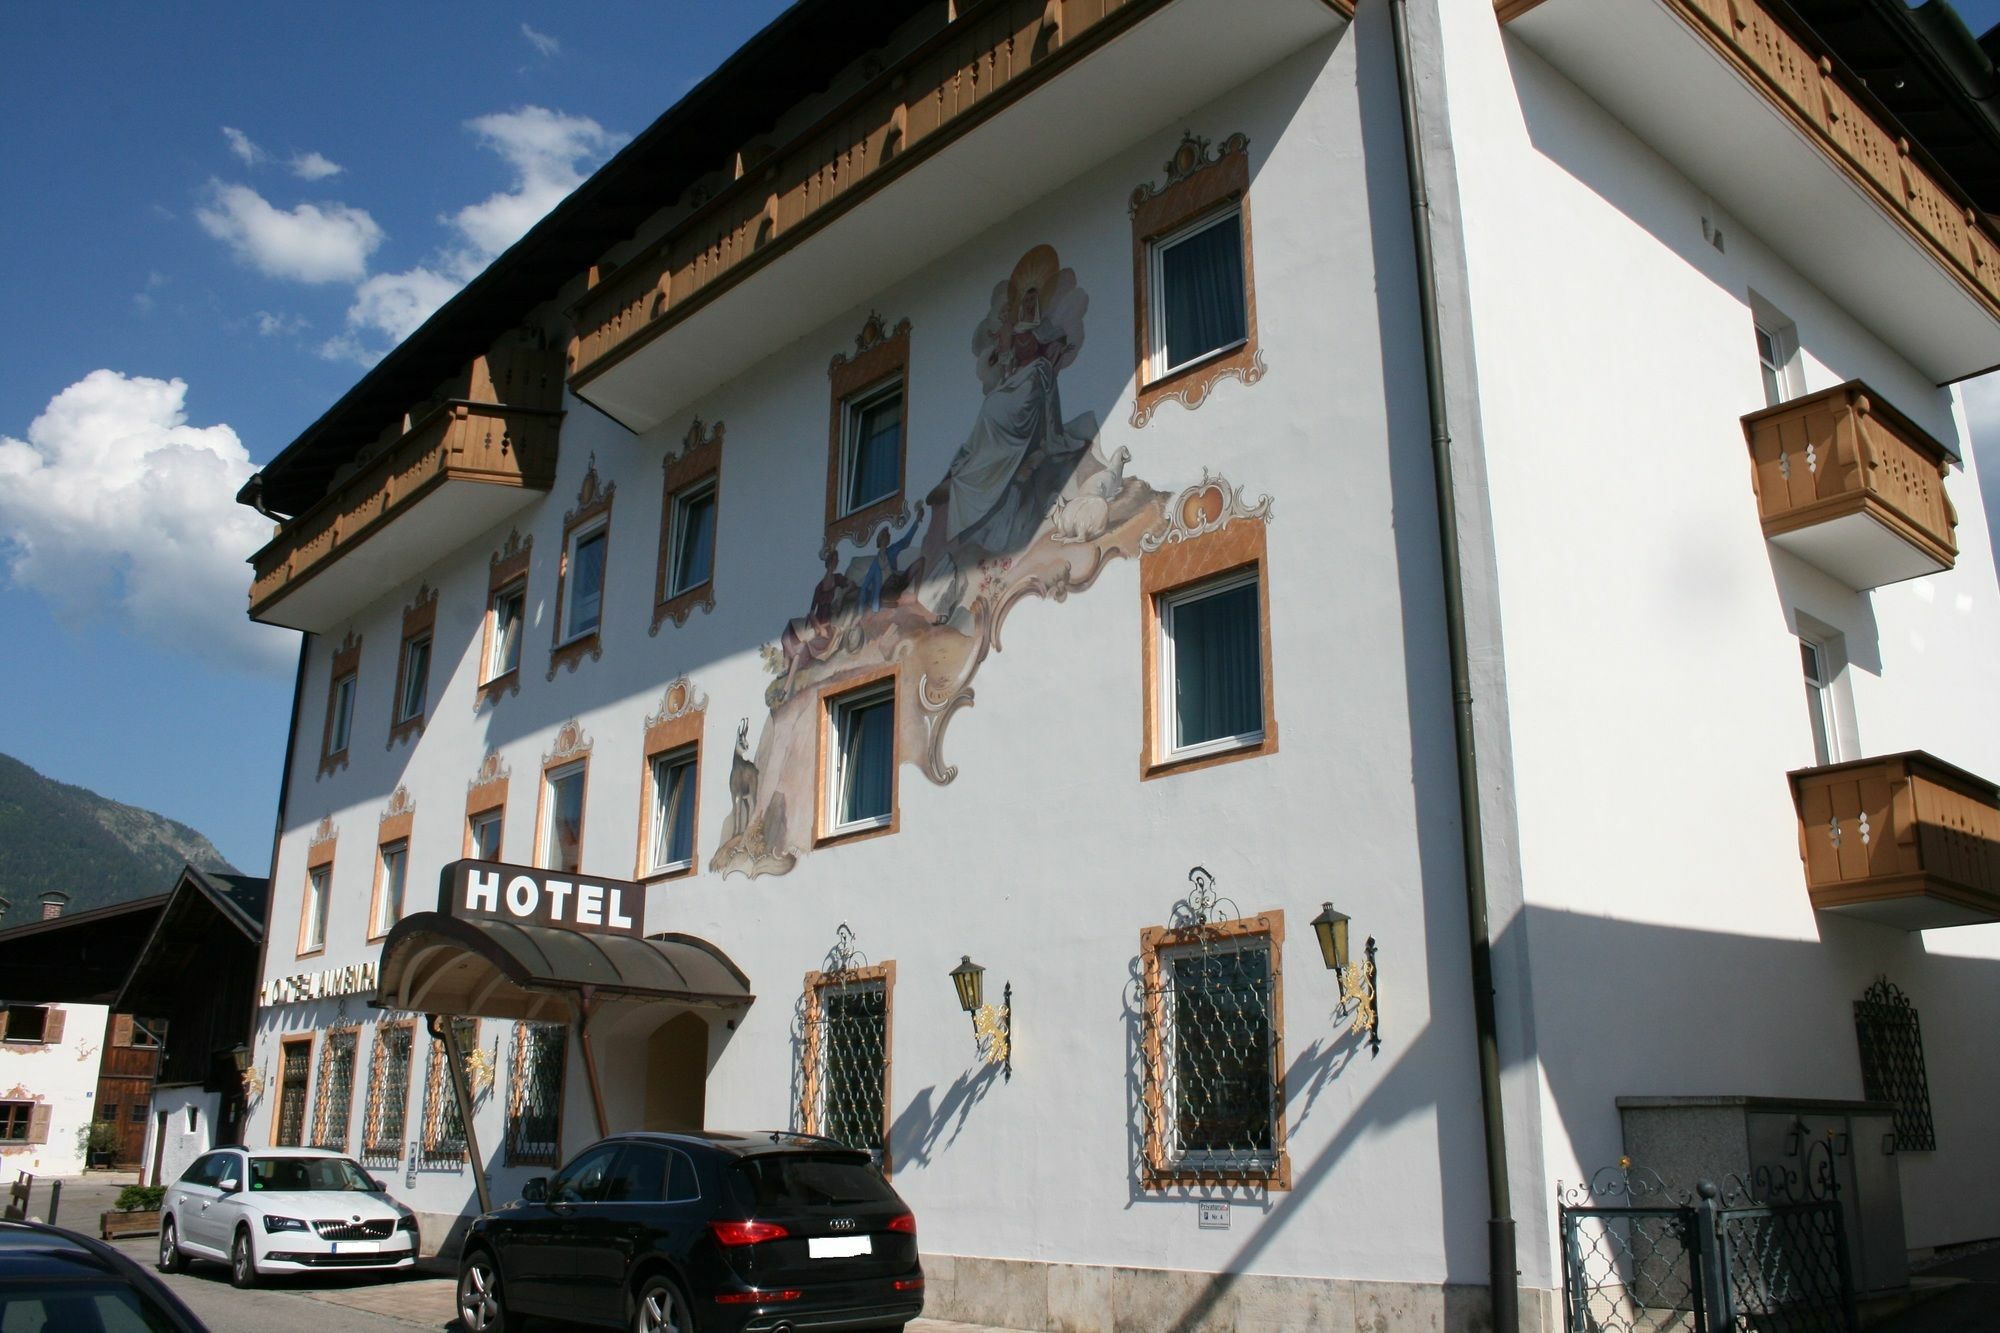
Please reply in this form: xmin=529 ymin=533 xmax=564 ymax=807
xmin=0 ymin=896 xmax=170 ymax=1005
xmin=375 ymin=912 xmax=754 ymax=1023
xmin=1504 ymin=0 xmax=2000 ymax=383
xmin=115 ymin=866 xmax=266 ymax=1013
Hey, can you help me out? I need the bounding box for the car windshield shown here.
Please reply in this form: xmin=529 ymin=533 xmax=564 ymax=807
xmin=0 ymin=1279 xmax=182 ymax=1332
xmin=248 ymin=1156 xmax=373 ymax=1193
xmin=727 ymin=1153 xmax=896 ymax=1210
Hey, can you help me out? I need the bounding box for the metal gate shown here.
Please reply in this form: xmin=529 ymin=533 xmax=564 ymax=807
xmin=1559 ymin=1158 xmax=1856 ymax=1333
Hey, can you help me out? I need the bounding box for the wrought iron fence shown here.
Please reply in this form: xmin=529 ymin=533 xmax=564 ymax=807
xmin=309 ymin=1028 xmax=356 ymax=1151
xmin=361 ymin=1022 xmax=412 ymax=1169
xmin=1558 ymin=1161 xmax=1856 ymax=1333
xmin=1853 ymin=977 xmax=1935 ymax=1151
xmin=506 ymin=1022 xmax=567 ymax=1167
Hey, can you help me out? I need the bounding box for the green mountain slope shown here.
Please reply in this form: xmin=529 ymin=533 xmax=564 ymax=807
xmin=0 ymin=753 xmax=236 ymax=924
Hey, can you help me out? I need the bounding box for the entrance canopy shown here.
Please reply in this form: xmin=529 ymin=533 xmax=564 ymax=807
xmin=376 ymin=912 xmax=753 ymax=1022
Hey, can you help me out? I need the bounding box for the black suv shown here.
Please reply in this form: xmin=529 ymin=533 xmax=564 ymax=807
xmin=456 ymin=1131 xmax=923 ymax=1333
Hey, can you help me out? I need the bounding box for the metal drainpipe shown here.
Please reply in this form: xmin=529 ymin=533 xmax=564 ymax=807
xmin=1385 ymin=0 xmax=1518 ymax=1326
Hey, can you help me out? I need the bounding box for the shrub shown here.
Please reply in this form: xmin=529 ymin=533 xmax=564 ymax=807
xmin=115 ymin=1185 xmax=166 ymax=1212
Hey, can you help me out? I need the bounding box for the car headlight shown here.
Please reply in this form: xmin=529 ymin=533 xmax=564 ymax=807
xmin=262 ymin=1215 xmax=309 ymax=1234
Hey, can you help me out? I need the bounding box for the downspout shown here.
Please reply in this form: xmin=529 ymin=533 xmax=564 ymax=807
xmin=1385 ymin=1 xmax=1518 ymax=1326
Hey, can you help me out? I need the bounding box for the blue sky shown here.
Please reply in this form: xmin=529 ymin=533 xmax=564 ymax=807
xmin=4 ymin=2 xmax=2000 ymax=874
xmin=0 ymin=3 xmax=786 ymax=869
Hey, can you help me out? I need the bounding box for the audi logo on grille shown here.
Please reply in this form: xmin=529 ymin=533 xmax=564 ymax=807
xmin=828 ymin=1218 xmax=857 ymax=1232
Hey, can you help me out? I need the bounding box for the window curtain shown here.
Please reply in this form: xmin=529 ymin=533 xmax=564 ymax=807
xmin=1161 ymin=212 xmax=1246 ymax=370
xmin=1173 ymin=581 xmax=1261 ymax=747
xmin=840 ymin=699 xmax=894 ymax=823
xmin=569 ymin=533 xmax=607 ymax=635
xmin=847 ymin=398 xmax=902 ymax=511
xmin=675 ymin=492 xmax=717 ymax=592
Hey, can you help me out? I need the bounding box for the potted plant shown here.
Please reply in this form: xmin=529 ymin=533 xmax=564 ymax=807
xmin=75 ymin=1122 xmax=119 ymax=1170
xmin=99 ymin=1184 xmax=164 ymax=1240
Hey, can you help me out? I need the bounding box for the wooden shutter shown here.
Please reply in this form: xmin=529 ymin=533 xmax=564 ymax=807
xmin=111 ymin=1014 xmax=134 ymax=1047
xmin=42 ymin=1010 xmax=65 ymax=1045
xmin=27 ymin=1104 xmax=50 ymax=1144
xmin=0 ymin=1009 xmax=9 ymax=1041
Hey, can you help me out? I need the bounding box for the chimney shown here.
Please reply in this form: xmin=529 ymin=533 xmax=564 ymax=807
xmin=39 ymin=891 xmax=68 ymax=920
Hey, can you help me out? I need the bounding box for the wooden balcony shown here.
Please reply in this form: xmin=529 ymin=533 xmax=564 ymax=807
xmin=1791 ymin=752 xmax=2000 ymax=929
xmin=565 ymin=0 xmax=1350 ymax=429
xmin=249 ymin=398 xmax=561 ymax=631
xmin=1743 ymin=381 xmax=1956 ymax=590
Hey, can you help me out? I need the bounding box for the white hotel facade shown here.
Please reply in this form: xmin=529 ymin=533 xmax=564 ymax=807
xmin=238 ymin=0 xmax=2000 ymax=1326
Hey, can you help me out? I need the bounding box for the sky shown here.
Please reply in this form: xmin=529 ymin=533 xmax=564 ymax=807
xmin=2 ymin=2 xmax=2000 ymax=874
xmin=0 ymin=3 xmax=787 ymax=869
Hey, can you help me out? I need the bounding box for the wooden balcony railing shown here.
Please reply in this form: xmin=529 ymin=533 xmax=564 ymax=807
xmin=567 ymin=0 xmax=1179 ymax=386
xmin=1791 ymin=752 xmax=2000 ymax=929
xmin=1501 ymin=0 xmax=2000 ymax=323
xmin=249 ymin=401 xmax=561 ymax=620
xmin=1743 ymin=380 xmax=1956 ymax=589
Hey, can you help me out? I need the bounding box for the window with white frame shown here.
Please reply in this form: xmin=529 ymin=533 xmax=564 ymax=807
xmin=840 ymin=382 xmax=903 ymax=518
xmin=667 ymin=481 xmax=717 ymax=598
xmin=1801 ymin=636 xmax=1840 ymax=766
xmin=469 ymin=808 xmax=503 ymax=861
xmin=1753 ymin=308 xmax=1803 ymax=407
xmin=1158 ymin=569 xmax=1264 ymax=760
xmin=397 ymin=635 xmax=431 ymax=722
xmin=1156 ymin=932 xmax=1278 ymax=1172
xmin=541 ymin=762 xmax=587 ymax=873
xmin=560 ymin=523 xmax=609 ymax=644
xmin=827 ymin=683 xmax=895 ymax=834
xmin=301 ymin=866 xmax=330 ymax=954
xmin=373 ymin=841 xmax=408 ymax=938
xmin=1149 ymin=205 xmax=1248 ymax=380
xmin=488 ymin=581 xmax=526 ymax=681
xmin=328 ymin=673 xmax=357 ymax=755
xmin=648 ymin=747 xmax=698 ymax=875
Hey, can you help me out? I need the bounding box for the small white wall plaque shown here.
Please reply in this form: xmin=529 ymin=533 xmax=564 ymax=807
xmin=1198 ymin=1201 xmax=1229 ymax=1230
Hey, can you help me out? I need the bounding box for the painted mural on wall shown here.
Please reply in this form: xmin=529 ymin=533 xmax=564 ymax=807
xmin=711 ymin=244 xmax=1268 ymax=879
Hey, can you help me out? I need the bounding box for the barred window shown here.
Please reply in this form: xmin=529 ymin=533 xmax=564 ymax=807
xmin=1138 ymin=913 xmax=1288 ymax=1188
xmin=507 ymin=1022 xmax=568 ymax=1167
xmin=801 ymin=967 xmax=892 ymax=1167
xmin=421 ymin=1018 xmax=479 ymax=1166
xmin=362 ymin=1022 xmax=413 ymax=1169
xmin=275 ymin=1038 xmax=312 ymax=1148
xmin=1854 ymin=977 xmax=1935 ymax=1151
xmin=310 ymin=1028 xmax=357 ymax=1151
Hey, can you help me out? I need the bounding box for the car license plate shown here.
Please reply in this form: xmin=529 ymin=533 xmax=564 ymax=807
xmin=808 ymin=1235 xmax=871 ymax=1259
xmin=331 ymin=1241 xmax=380 ymax=1254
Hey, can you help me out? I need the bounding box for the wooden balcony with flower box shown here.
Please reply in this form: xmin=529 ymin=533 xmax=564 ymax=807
xmin=249 ymin=345 xmax=565 ymax=632
xmin=1790 ymin=752 xmax=2000 ymax=929
xmin=1743 ymin=381 xmax=1957 ymax=591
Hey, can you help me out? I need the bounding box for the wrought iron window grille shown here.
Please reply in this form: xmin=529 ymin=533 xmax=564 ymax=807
xmin=361 ymin=1022 xmax=412 ymax=1169
xmin=506 ymin=1022 xmax=568 ymax=1168
xmin=1853 ymin=977 xmax=1935 ymax=1152
xmin=275 ymin=1042 xmax=311 ymax=1147
xmin=798 ymin=923 xmax=890 ymax=1165
xmin=310 ymin=1027 xmax=357 ymax=1151
xmin=419 ymin=1017 xmax=478 ymax=1169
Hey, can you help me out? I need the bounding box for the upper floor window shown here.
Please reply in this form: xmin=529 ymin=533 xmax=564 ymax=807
xmin=1801 ymin=637 xmax=1836 ymax=767
xmin=1150 ymin=207 xmax=1247 ymax=380
xmin=300 ymin=865 xmax=330 ymax=955
xmin=667 ymin=482 xmax=717 ymax=599
xmin=1752 ymin=299 xmax=1803 ymax=407
xmin=840 ymin=381 xmax=903 ymax=518
xmin=562 ymin=523 xmax=609 ymax=643
xmin=390 ymin=585 xmax=438 ymax=747
xmin=469 ymin=808 xmax=504 ymax=861
xmin=1159 ymin=570 xmax=1265 ymax=761
xmin=329 ymin=675 xmax=357 ymax=752
xmin=1 ymin=1005 xmax=55 ymax=1044
xmin=372 ymin=840 xmax=408 ymax=939
xmin=823 ymin=677 xmax=896 ymax=840
xmin=648 ymin=749 xmax=699 ymax=876
xmin=550 ymin=462 xmax=614 ymax=679
xmin=541 ymin=761 xmax=587 ymax=874
xmin=481 ymin=529 xmax=532 ymax=704
xmin=489 ymin=584 xmax=526 ymax=678
xmin=397 ymin=636 xmax=431 ymax=722
xmin=319 ymin=631 xmax=363 ymax=777
xmin=654 ymin=419 xmax=724 ymax=633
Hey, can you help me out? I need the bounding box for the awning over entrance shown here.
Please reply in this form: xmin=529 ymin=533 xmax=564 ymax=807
xmin=376 ymin=912 xmax=754 ymax=1021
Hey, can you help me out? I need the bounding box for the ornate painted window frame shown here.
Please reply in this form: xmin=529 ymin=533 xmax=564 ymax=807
xmin=367 ymin=787 xmax=415 ymax=944
xmin=549 ymin=459 xmax=614 ymax=680
xmin=533 ymin=721 xmax=593 ymax=870
xmin=1139 ymin=475 xmax=1278 ymax=779
xmin=634 ymin=678 xmax=707 ymax=882
xmin=318 ymin=631 xmax=362 ymax=778
xmin=824 ymin=314 xmax=912 ymax=555
xmin=799 ymin=960 xmax=897 ymax=1173
xmin=653 ymin=418 xmax=724 ymax=633
xmin=297 ymin=818 xmax=337 ymax=959
xmin=388 ymin=585 xmax=438 ymax=748
xmin=1137 ymin=908 xmax=1290 ymax=1191
xmin=1130 ymin=133 xmax=1263 ymax=427
xmin=464 ymin=749 xmax=510 ymax=859
xmin=479 ymin=530 xmax=532 ymax=706
xmin=814 ymin=664 xmax=901 ymax=848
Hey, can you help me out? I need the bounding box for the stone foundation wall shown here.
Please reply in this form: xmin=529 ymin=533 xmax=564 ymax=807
xmin=918 ymin=1253 xmax=1558 ymax=1332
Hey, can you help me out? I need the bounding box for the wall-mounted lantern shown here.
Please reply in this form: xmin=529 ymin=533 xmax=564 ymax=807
xmin=1311 ymin=902 xmax=1379 ymax=1057
xmin=949 ymin=955 xmax=1011 ymax=1079
xmin=227 ymin=1044 xmax=254 ymax=1074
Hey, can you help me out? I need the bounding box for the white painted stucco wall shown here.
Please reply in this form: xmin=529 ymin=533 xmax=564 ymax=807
xmin=1438 ymin=0 xmax=2000 ymax=1259
xmin=143 ymin=1087 xmax=221 ymax=1189
xmin=0 ymin=1003 xmax=106 ymax=1178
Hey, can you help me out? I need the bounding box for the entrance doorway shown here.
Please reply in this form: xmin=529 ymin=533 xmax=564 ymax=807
xmin=642 ymin=1013 xmax=708 ymax=1132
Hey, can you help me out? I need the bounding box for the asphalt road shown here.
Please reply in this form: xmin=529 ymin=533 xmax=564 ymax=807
xmin=111 ymin=1238 xmax=448 ymax=1333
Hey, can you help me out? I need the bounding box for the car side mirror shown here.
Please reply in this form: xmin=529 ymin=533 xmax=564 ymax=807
xmin=218 ymin=1177 xmax=240 ymax=1194
xmin=370 ymin=1177 xmax=388 ymax=1192
xmin=521 ymin=1177 xmax=547 ymax=1204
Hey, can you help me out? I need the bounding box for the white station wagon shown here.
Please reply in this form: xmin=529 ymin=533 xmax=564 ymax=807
xmin=157 ymin=1145 xmax=419 ymax=1286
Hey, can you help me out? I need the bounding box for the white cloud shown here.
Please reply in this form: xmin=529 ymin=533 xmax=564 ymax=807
xmin=132 ymin=272 xmax=169 ymax=314
xmin=253 ymin=310 xmax=309 ymax=337
xmin=289 ymin=151 xmax=344 ymax=181
xmin=221 ymin=126 xmax=265 ymax=166
xmin=449 ymin=108 xmax=620 ymax=266
xmin=521 ymin=23 xmax=560 ymax=57
xmin=195 ymin=180 xmax=382 ymax=284
xmin=324 ymin=267 xmax=458 ymax=364
xmin=0 ymin=371 xmax=295 ymax=674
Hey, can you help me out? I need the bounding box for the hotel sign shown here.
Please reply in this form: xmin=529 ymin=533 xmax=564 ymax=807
xmin=439 ymin=859 xmax=643 ymax=939
xmin=261 ymin=962 xmax=377 ymax=1007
